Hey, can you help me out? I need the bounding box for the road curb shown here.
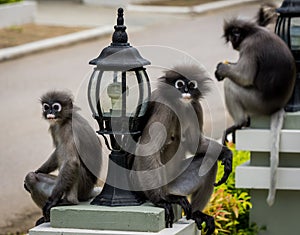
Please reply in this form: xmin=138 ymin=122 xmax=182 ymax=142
xmin=0 ymin=26 xmax=112 ymax=61
xmin=0 ymin=0 xmax=258 ymax=62
xmin=127 ymin=0 xmax=258 ymax=14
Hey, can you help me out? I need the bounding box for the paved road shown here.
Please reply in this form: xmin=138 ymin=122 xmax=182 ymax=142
xmin=0 ymin=2 xmax=261 ymax=232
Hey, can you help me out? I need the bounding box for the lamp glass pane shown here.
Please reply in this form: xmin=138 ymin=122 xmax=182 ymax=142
xmin=291 ymin=17 xmax=300 ymax=50
xmin=126 ymin=70 xmax=142 ymax=117
xmin=136 ymin=69 xmax=150 ymax=117
xmin=98 ymin=69 xmax=150 ymax=118
xmin=99 ymin=71 xmax=123 ymax=117
xmin=88 ymin=69 xmax=100 ymax=117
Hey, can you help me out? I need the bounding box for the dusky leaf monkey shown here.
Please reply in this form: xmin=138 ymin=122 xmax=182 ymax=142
xmin=24 ymin=91 xmax=102 ymax=225
xmin=131 ymin=64 xmax=233 ymax=235
xmin=215 ymin=17 xmax=296 ymax=206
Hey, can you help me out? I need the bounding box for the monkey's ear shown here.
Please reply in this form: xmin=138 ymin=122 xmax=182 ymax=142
xmin=224 ymin=18 xmax=257 ymax=41
xmin=223 ymin=19 xmax=232 ymax=43
xmin=158 ymin=76 xmax=167 ymax=83
xmin=158 ymin=75 xmax=176 ymax=86
xmin=73 ymin=105 xmax=81 ymax=112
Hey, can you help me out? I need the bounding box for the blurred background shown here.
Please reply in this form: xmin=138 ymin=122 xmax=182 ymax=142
xmin=0 ymin=0 xmax=277 ymax=233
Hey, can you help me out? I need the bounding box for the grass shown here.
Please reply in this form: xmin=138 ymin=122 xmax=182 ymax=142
xmin=0 ymin=0 xmax=220 ymax=49
xmin=0 ymin=24 xmax=89 ymax=49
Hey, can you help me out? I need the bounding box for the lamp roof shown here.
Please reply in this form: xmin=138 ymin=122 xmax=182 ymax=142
xmin=89 ymin=8 xmax=150 ymax=70
xmin=277 ymin=0 xmax=300 ymax=16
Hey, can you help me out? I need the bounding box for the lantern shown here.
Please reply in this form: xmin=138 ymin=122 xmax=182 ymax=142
xmin=87 ymin=8 xmax=151 ymax=206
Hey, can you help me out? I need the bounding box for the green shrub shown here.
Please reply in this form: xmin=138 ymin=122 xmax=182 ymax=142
xmin=202 ymin=145 xmax=265 ymax=234
xmin=0 ymin=0 xmax=22 ymax=5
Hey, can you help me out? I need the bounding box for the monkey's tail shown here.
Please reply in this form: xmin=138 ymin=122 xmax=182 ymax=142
xmin=266 ymin=108 xmax=285 ymax=206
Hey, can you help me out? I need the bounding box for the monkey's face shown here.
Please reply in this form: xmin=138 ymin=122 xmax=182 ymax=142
xmin=224 ymin=19 xmax=257 ymax=51
xmin=175 ymin=79 xmax=200 ymax=103
xmin=42 ymin=102 xmax=63 ymax=124
xmin=40 ymin=91 xmax=73 ymax=124
xmin=164 ymin=76 xmax=201 ymax=104
xmin=226 ymin=27 xmax=244 ymax=50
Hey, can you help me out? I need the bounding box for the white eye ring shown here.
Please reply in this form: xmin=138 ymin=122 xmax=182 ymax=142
xmin=52 ymin=103 xmax=62 ymax=112
xmin=175 ymin=80 xmax=185 ymax=89
xmin=42 ymin=103 xmax=50 ymax=112
xmin=188 ymin=80 xmax=198 ymax=89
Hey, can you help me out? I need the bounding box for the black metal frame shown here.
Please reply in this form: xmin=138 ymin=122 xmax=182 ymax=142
xmin=87 ymin=8 xmax=151 ymax=206
xmin=276 ymin=0 xmax=300 ymax=112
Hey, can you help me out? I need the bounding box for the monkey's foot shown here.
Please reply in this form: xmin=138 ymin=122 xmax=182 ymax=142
xmin=222 ymin=126 xmax=236 ymax=145
xmin=43 ymin=198 xmax=75 ymax=221
xmin=223 ymin=118 xmax=251 ymax=145
xmin=192 ymin=211 xmax=215 ymax=235
xmin=214 ymin=149 xmax=232 ymax=186
xmin=42 ymin=200 xmax=53 ymax=222
xmin=166 ymin=195 xmax=192 ymax=220
xmin=156 ymin=201 xmax=174 ymax=228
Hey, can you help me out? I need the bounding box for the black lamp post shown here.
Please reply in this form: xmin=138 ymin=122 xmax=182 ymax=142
xmin=87 ymin=8 xmax=151 ymax=206
xmin=276 ymin=0 xmax=300 ymax=112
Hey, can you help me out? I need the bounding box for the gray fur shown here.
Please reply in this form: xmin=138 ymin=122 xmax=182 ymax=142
xmin=216 ymin=17 xmax=295 ymax=129
xmin=215 ymin=18 xmax=296 ymax=206
xmin=24 ymin=172 xmax=56 ymax=209
xmin=24 ymin=172 xmax=102 ymax=209
xmin=24 ymin=91 xmax=102 ymax=223
xmin=267 ymin=108 xmax=285 ymax=206
xmin=131 ymin=64 xmax=232 ymax=233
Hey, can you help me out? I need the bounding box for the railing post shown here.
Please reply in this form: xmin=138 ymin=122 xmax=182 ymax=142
xmin=235 ymin=112 xmax=300 ymax=235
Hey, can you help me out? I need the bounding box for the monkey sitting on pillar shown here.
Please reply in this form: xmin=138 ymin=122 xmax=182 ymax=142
xmin=24 ymin=91 xmax=103 ymax=225
xmin=215 ymin=18 xmax=296 ymax=206
xmin=215 ymin=17 xmax=295 ymax=144
xmin=131 ymin=64 xmax=232 ymax=235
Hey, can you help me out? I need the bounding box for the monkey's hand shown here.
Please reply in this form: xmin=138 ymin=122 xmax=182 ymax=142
xmin=214 ymin=150 xmax=233 ymax=186
xmin=215 ymin=62 xmax=228 ymax=81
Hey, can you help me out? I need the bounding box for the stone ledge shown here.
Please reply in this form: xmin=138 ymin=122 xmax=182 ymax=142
xmin=29 ymin=218 xmax=199 ymax=235
xmin=50 ymin=203 xmax=182 ymax=232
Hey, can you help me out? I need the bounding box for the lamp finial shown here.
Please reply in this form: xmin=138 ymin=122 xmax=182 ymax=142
xmin=112 ymin=7 xmax=128 ymax=45
xmin=117 ymin=8 xmax=124 ymax=25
